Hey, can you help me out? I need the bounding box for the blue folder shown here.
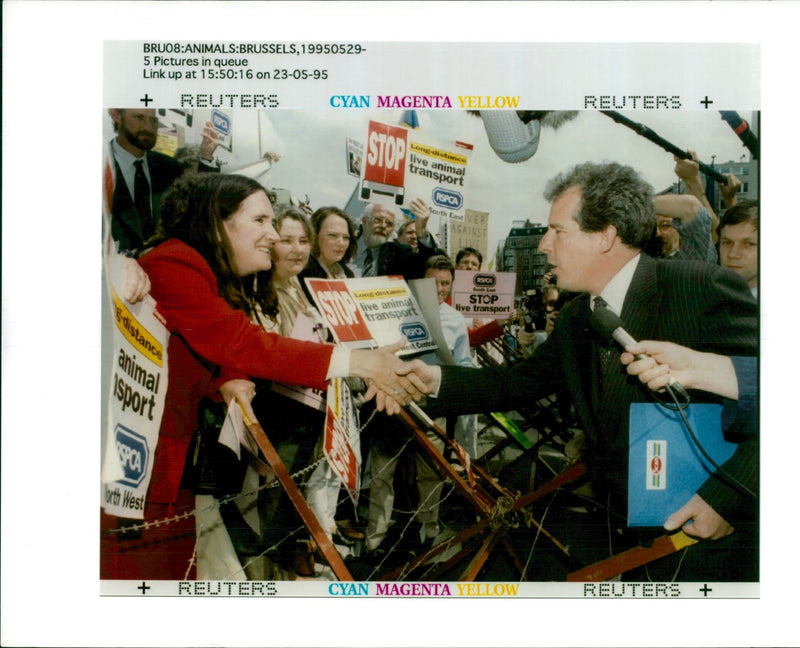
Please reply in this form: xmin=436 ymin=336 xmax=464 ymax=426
xmin=628 ymin=402 xmax=737 ymax=527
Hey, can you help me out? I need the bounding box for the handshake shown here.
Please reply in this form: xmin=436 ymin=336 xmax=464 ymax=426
xmin=219 ymin=338 xmax=443 ymax=424
xmin=350 ymin=339 xmax=442 ymax=415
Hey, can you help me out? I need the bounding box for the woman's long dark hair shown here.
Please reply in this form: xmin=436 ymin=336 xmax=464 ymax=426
xmin=155 ymin=172 xmax=272 ymax=315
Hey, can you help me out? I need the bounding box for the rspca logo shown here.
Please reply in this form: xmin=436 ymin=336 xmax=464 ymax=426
xmin=473 ymin=274 xmax=497 ymax=288
xmin=115 ymin=424 xmax=149 ymax=487
xmin=400 ymin=322 xmax=429 ymax=342
xmin=646 ymin=440 xmax=667 ymax=490
xmin=432 ymin=187 xmax=463 ymax=210
xmin=211 ymin=110 xmax=231 ymax=135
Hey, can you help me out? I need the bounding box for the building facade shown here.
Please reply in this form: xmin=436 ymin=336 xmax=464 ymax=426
xmin=658 ymin=156 xmax=758 ymax=214
xmin=497 ymin=220 xmax=549 ymax=295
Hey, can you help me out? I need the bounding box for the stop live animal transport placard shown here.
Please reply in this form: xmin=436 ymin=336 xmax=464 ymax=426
xmin=304 ymin=275 xmax=437 ymax=356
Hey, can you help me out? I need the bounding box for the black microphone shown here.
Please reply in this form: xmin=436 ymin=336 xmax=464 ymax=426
xmin=719 ymin=111 xmax=759 ymax=160
xmin=590 ymin=304 xmax=689 ymax=403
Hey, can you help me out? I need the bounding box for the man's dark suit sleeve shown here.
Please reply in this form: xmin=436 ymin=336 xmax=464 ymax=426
xmin=111 ymin=150 xmax=218 ymax=253
xmin=696 ymin=356 xmax=758 ymax=523
xmin=695 ymin=264 xmax=758 ymax=357
xmin=684 ymin=266 xmax=758 ymax=521
xmin=382 ymin=240 xmax=437 ymax=281
xmin=425 ymin=313 xmax=567 ymax=418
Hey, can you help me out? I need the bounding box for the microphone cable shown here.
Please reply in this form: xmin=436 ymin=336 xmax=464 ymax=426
xmin=661 ymin=382 xmax=757 ymax=500
xmin=591 ymin=304 xmax=756 ymax=500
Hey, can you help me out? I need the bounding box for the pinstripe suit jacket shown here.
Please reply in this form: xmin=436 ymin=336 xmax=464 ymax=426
xmin=428 ymin=254 xmax=758 ymax=521
xmin=111 ymin=148 xmax=217 ymax=253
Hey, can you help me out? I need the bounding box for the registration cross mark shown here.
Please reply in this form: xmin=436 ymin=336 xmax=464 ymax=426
xmin=700 ymin=96 xmax=714 ymax=109
xmin=140 ymin=94 xmax=153 ymax=107
xmin=699 ymin=583 xmax=713 ymax=597
xmin=138 ymin=581 xmax=151 ymax=595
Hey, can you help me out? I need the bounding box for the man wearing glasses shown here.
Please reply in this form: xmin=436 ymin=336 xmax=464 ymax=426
xmin=354 ymin=200 xmax=440 ymax=280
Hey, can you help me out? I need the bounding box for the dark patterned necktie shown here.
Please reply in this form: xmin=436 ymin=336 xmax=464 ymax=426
xmin=362 ymin=248 xmax=374 ymax=277
xmin=133 ymin=159 xmax=152 ymax=236
xmin=593 ymin=296 xmax=614 ymax=377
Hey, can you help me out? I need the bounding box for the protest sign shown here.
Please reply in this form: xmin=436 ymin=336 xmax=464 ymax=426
xmin=323 ymin=378 xmax=361 ymax=505
xmin=101 ymin=253 xmax=169 ymax=520
xmin=305 ymin=276 xmax=437 ymax=356
xmin=345 ymin=136 xmax=363 ymax=178
xmin=360 ymin=119 xmax=473 ymax=225
xmin=303 ymin=278 xmax=374 ymax=346
xmin=451 ymin=270 xmax=517 ymax=318
xmin=446 ymin=209 xmax=489 ymax=259
xmin=348 ymin=276 xmax=437 ymax=354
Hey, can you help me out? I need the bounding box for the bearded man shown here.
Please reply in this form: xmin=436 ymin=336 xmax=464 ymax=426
xmin=108 ymin=108 xmax=219 ymax=252
xmin=354 ymin=200 xmax=440 ymax=280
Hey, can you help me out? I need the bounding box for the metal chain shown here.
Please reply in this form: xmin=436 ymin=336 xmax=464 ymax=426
xmin=105 ymin=403 xmax=382 ymax=536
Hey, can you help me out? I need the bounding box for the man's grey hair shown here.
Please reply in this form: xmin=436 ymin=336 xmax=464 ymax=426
xmin=544 ymin=161 xmax=655 ymax=249
xmin=362 ymin=203 xmax=398 ymax=223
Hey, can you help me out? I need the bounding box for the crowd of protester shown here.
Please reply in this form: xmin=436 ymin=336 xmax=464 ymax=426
xmin=103 ymin=108 xmax=758 ymax=582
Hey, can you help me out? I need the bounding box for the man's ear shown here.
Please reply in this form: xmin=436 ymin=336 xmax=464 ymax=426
xmin=598 ymin=224 xmax=618 ymax=253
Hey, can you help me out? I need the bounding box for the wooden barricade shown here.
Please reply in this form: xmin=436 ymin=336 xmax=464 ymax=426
xmin=238 ymin=401 xmax=696 ymax=584
xmin=384 ymin=404 xmax=697 ymax=583
xmin=241 ymin=413 xmax=354 ymax=581
xmin=375 ymin=404 xmax=574 ymax=581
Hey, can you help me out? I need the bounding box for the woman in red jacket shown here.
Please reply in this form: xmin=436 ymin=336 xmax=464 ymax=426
xmin=101 ymin=173 xmax=423 ymax=580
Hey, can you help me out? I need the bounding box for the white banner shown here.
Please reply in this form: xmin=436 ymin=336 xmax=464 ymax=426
xmin=451 ymin=270 xmax=517 ymax=318
xmin=323 ymin=378 xmax=361 ymax=504
xmin=305 ymin=275 xmax=437 ymax=356
xmin=101 ymin=252 xmax=169 ymax=520
xmin=359 ymin=120 xmax=473 ymax=225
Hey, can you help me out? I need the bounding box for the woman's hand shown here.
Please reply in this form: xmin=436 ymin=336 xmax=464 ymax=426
xmin=122 ymin=257 xmax=151 ymax=304
xmin=350 ymin=339 xmax=431 ymax=411
xmin=218 ymin=378 xmax=258 ymax=423
xmin=497 ymin=308 xmax=518 ymax=327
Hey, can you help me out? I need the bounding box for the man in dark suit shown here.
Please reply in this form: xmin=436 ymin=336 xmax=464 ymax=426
xmin=404 ymin=162 xmax=758 ymax=580
xmin=354 ymin=200 xmax=442 ymax=280
xmin=108 ymin=108 xmax=219 ymax=253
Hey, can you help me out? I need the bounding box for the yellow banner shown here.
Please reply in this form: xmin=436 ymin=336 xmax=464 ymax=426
xmin=352 ymin=287 xmax=408 ymax=300
xmin=409 ymin=142 xmax=468 ymax=166
xmin=112 ymin=290 xmax=164 ymax=367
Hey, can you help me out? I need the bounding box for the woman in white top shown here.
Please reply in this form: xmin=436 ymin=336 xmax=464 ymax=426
xmin=253 ymin=204 xmax=324 ymax=338
xmin=259 ymin=204 xmax=364 ymax=559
